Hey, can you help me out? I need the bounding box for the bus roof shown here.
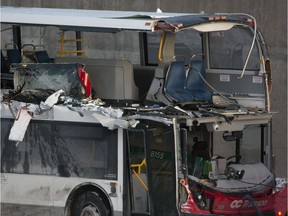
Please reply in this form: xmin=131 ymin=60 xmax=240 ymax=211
xmin=1 ymin=6 xmax=252 ymax=32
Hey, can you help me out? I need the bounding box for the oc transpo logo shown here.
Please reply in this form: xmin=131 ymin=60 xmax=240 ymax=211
xmin=230 ymin=199 xmax=268 ymax=209
xmin=230 ymin=200 xmax=243 ymax=208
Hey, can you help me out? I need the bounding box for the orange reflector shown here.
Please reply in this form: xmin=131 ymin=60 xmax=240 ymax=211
xmin=110 ymin=182 xmax=117 ymax=187
xmin=209 ymin=16 xmax=226 ymax=21
xmin=277 ymin=211 xmax=282 ymax=216
xmin=145 ymin=22 xmax=151 ymax=26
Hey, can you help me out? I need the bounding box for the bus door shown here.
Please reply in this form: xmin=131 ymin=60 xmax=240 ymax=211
xmin=128 ymin=129 xmax=150 ymax=215
xmin=128 ymin=125 xmax=177 ymax=216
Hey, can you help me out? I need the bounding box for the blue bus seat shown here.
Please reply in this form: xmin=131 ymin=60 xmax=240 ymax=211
xmin=35 ymin=50 xmax=51 ymax=63
xmin=164 ymin=61 xmax=194 ymax=103
xmin=185 ymin=60 xmax=212 ymax=101
xmin=6 ymin=49 xmax=21 ymax=64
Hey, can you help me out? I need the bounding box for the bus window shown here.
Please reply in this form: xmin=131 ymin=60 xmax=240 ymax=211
xmin=83 ymin=31 xmax=141 ymax=64
xmin=209 ymin=27 xmax=260 ymax=70
xmin=175 ymin=30 xmax=203 ymax=64
xmin=1 ymin=119 xmax=118 ymax=180
xmin=240 ymin=125 xmax=262 ymax=163
xmin=146 ymin=31 xmax=162 ymax=65
xmin=146 ymin=30 xmax=203 ymax=65
xmin=212 ymin=125 xmax=262 ymax=165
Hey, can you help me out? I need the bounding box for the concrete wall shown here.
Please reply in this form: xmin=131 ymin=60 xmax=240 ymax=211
xmin=1 ymin=0 xmax=287 ymax=177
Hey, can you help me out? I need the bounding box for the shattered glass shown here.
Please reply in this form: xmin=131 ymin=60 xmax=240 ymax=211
xmin=11 ymin=63 xmax=88 ymax=103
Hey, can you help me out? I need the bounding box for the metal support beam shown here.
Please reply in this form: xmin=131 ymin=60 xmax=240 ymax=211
xmin=76 ymin=31 xmax=82 ymax=56
xmin=12 ymin=26 xmax=21 ymax=50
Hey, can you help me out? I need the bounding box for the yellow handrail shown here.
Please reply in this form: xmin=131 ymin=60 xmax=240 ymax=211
xmin=131 ymin=159 xmax=148 ymax=190
xmin=157 ymin=32 xmax=165 ymax=62
xmin=58 ymin=32 xmax=86 ymax=57
xmin=131 ymin=159 xmax=146 ymax=174
xmin=132 ymin=169 xmax=148 ymax=190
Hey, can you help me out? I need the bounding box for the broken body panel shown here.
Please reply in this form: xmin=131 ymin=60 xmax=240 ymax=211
xmin=1 ymin=6 xmax=287 ymax=216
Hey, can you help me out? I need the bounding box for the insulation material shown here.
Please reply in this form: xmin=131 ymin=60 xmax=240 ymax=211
xmin=43 ymin=89 xmax=64 ymax=108
xmin=92 ymin=113 xmax=129 ymax=130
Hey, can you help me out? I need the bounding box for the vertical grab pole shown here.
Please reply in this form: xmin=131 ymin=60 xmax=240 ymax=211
xmin=173 ymin=118 xmax=182 ymax=215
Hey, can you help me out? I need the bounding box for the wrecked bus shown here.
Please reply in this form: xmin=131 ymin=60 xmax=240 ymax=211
xmin=1 ymin=6 xmax=287 ymax=216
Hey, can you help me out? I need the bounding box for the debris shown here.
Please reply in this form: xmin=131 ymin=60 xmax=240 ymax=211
xmin=43 ymin=89 xmax=64 ymax=107
xmin=92 ymin=112 xmax=128 ymax=130
xmin=8 ymin=108 xmax=32 ymax=142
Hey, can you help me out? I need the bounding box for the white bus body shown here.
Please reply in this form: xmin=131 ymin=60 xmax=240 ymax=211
xmin=1 ymin=6 xmax=287 ymax=216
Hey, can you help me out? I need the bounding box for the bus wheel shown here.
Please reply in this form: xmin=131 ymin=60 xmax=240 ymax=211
xmin=71 ymin=191 xmax=108 ymax=216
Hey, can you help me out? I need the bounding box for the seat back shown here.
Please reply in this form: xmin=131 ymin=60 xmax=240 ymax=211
xmin=6 ymin=49 xmax=21 ymax=64
xmin=164 ymin=61 xmax=188 ymax=102
xmin=35 ymin=50 xmax=50 ymax=63
xmin=186 ymin=60 xmax=212 ymax=101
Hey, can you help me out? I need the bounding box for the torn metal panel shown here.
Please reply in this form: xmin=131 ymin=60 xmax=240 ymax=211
xmin=8 ymin=108 xmax=32 ymax=142
xmin=93 ymin=113 xmax=130 ymax=130
xmin=6 ymin=88 xmax=64 ymax=143
xmin=1 ymin=101 xmax=54 ymax=120
xmin=154 ymin=15 xmax=249 ymax=32
xmin=1 ymin=7 xmax=252 ymax=33
xmin=91 ymin=106 xmax=140 ymax=130
xmin=1 ymin=6 xmax=185 ymax=32
xmin=42 ymin=89 xmax=64 ymax=108
xmin=125 ymin=114 xmax=172 ymax=126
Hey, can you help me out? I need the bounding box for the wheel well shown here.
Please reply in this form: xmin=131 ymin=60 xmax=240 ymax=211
xmin=65 ymin=183 xmax=113 ymax=216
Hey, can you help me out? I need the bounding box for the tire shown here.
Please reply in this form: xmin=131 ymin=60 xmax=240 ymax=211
xmin=71 ymin=191 xmax=108 ymax=216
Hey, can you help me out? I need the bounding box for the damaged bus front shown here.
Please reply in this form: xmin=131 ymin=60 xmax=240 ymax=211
xmin=1 ymin=7 xmax=287 ymax=216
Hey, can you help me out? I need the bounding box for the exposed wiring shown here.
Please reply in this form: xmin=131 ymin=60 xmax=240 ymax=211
xmin=189 ymin=65 xmax=249 ymax=111
xmin=195 ymin=68 xmax=232 ymax=103
xmin=236 ymin=178 xmax=276 ymax=188
xmin=189 ymin=54 xmax=235 ymax=104
xmin=236 ymin=176 xmax=285 ymax=190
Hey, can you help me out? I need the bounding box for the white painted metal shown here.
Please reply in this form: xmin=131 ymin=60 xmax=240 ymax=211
xmin=116 ymin=129 xmax=124 ymax=212
xmin=0 ymin=7 xmax=249 ymax=33
xmin=1 ymin=173 xmax=54 ymax=206
xmin=0 ymin=6 xmax=187 ymax=31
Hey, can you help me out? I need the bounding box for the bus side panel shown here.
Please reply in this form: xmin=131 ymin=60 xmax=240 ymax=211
xmin=1 ymin=118 xmax=120 ymax=214
xmin=1 ymin=119 xmax=54 ymax=214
